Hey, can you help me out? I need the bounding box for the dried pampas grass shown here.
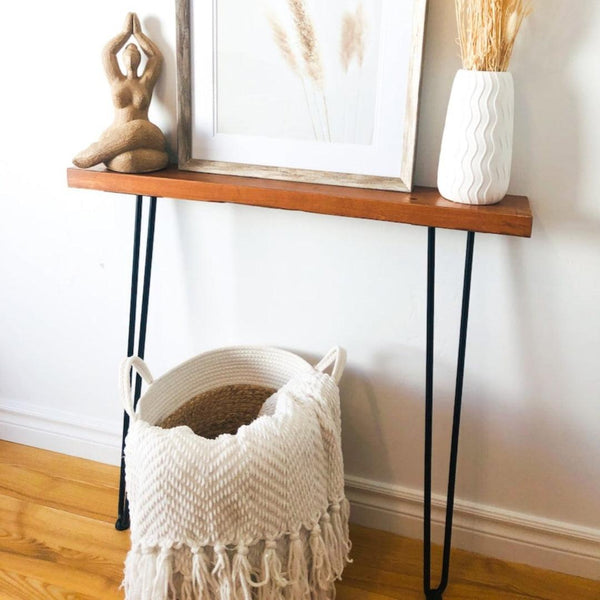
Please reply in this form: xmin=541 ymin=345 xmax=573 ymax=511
xmin=340 ymin=3 xmax=366 ymax=72
xmin=455 ymin=0 xmax=532 ymax=72
xmin=268 ymin=15 xmax=299 ymax=75
xmin=268 ymin=2 xmax=330 ymax=141
xmin=288 ymin=0 xmax=324 ymax=87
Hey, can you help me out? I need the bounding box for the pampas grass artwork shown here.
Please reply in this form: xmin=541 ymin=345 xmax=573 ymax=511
xmin=267 ymin=1 xmax=371 ymax=144
xmin=282 ymin=0 xmax=331 ymax=141
xmin=340 ymin=3 xmax=367 ymax=143
xmin=268 ymin=14 xmax=319 ymax=140
xmin=287 ymin=0 xmax=324 ymax=88
xmin=269 ymin=15 xmax=300 ymax=76
xmin=268 ymin=4 xmax=330 ymax=142
xmin=455 ymin=0 xmax=532 ymax=72
xmin=340 ymin=3 xmax=366 ymax=72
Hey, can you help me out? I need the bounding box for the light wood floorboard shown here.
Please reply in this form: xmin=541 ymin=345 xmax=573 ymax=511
xmin=1 ymin=441 xmax=598 ymax=599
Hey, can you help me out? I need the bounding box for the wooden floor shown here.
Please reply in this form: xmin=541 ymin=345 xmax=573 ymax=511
xmin=1 ymin=440 xmax=598 ymax=599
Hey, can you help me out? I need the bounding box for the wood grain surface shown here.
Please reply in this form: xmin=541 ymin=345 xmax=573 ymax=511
xmin=66 ymin=166 xmax=533 ymax=237
xmin=3 ymin=440 xmax=596 ymax=599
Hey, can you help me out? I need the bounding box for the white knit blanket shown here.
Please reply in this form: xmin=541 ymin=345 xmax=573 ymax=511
xmin=122 ymin=352 xmax=351 ymax=599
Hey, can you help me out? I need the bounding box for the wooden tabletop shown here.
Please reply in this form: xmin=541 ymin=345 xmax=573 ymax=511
xmin=67 ymin=166 xmax=532 ymax=238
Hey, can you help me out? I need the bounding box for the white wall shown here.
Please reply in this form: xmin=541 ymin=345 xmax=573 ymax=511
xmin=1 ymin=0 xmax=599 ymax=579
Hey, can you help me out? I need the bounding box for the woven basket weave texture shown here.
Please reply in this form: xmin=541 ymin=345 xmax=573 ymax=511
xmin=121 ymin=346 xmax=350 ymax=600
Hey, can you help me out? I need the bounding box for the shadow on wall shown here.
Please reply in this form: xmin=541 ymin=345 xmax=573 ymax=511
xmin=499 ymin=1 xmax=600 ymax=521
xmin=144 ymin=15 xmax=178 ymax=163
xmin=336 ymin=348 xmax=429 ymax=489
xmin=413 ymin=0 xmax=461 ymax=186
xmin=512 ymin=0 xmax=598 ymax=231
xmin=335 ymin=344 xmax=515 ymax=501
xmin=508 ymin=0 xmax=599 ymax=404
xmin=339 ymin=366 xmax=402 ymax=485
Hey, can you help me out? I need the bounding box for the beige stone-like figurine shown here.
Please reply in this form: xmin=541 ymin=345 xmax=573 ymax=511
xmin=73 ymin=13 xmax=169 ymax=173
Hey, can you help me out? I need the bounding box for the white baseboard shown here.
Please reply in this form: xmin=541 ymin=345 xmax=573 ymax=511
xmin=345 ymin=474 xmax=600 ymax=580
xmin=1 ymin=399 xmax=598 ymax=580
xmin=0 ymin=398 xmax=121 ymax=466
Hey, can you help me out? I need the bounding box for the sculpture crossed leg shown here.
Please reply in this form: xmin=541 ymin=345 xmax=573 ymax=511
xmin=73 ymin=13 xmax=169 ymax=174
xmin=73 ymin=120 xmax=168 ymax=173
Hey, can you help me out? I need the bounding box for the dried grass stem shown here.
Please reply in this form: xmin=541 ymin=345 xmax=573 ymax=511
xmin=287 ymin=0 xmax=324 ymax=87
xmin=269 ymin=16 xmax=299 ymax=75
xmin=455 ymin=0 xmax=532 ymax=71
xmin=340 ymin=3 xmax=366 ymax=72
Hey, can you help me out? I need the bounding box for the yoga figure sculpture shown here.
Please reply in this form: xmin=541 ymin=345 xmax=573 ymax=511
xmin=73 ymin=13 xmax=169 ymax=173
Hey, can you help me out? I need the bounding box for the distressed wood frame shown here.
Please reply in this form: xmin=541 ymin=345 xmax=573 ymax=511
xmin=176 ymin=0 xmax=428 ymax=192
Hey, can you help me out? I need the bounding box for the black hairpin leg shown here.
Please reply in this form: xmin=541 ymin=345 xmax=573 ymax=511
xmin=115 ymin=195 xmax=157 ymax=531
xmin=424 ymin=227 xmax=475 ymax=598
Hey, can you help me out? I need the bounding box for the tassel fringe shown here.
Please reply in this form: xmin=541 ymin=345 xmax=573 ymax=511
xmin=174 ymin=544 xmax=194 ymax=600
xmin=212 ymin=544 xmax=233 ymax=599
xmin=232 ymin=543 xmax=257 ymax=600
xmin=192 ymin=547 xmax=216 ymax=599
xmin=330 ymin=500 xmax=352 ymax=568
xmin=309 ymin=524 xmax=333 ymax=592
xmin=258 ymin=539 xmax=288 ymax=599
xmin=123 ymin=501 xmax=351 ymax=599
xmin=285 ymin=532 xmax=310 ymax=599
xmin=154 ymin=546 xmax=175 ymax=599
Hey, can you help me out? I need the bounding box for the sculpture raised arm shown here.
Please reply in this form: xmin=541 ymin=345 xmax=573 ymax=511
xmin=132 ymin=14 xmax=163 ymax=89
xmin=102 ymin=13 xmax=134 ymax=83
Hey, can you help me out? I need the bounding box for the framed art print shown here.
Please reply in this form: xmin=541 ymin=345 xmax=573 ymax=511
xmin=176 ymin=0 xmax=427 ymax=191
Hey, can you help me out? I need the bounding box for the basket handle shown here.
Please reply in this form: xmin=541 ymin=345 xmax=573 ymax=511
xmin=315 ymin=347 xmax=346 ymax=384
xmin=120 ymin=356 xmax=154 ymax=419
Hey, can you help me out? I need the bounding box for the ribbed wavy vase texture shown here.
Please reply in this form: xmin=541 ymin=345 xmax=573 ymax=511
xmin=437 ymin=70 xmax=514 ymax=205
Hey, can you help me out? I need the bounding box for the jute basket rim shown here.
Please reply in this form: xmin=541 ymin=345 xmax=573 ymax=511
xmin=122 ymin=345 xmax=344 ymax=442
xmin=135 ymin=403 xmax=282 ymax=443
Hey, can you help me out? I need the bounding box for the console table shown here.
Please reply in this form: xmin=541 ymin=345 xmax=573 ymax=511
xmin=67 ymin=165 xmax=532 ymax=600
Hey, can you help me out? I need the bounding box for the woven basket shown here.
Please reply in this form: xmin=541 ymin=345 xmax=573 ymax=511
xmin=121 ymin=346 xmax=350 ymax=600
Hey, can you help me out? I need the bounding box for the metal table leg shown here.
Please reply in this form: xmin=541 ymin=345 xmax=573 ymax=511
xmin=423 ymin=227 xmax=475 ymax=598
xmin=115 ymin=195 xmax=157 ymax=531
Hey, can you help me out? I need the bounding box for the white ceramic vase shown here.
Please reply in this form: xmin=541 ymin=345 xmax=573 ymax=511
xmin=437 ymin=69 xmax=514 ymax=205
